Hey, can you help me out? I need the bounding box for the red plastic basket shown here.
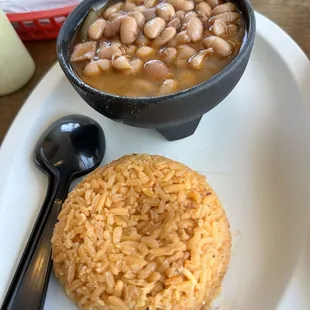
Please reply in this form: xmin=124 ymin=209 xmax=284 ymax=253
xmin=7 ymin=5 xmax=76 ymax=41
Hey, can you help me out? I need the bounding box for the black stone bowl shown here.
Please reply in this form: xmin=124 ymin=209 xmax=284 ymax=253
xmin=57 ymin=0 xmax=256 ymax=141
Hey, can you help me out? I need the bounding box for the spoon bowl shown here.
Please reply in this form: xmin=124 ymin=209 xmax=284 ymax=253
xmin=40 ymin=115 xmax=105 ymax=177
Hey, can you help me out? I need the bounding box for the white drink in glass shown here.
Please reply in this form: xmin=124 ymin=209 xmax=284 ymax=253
xmin=0 ymin=8 xmax=35 ymax=96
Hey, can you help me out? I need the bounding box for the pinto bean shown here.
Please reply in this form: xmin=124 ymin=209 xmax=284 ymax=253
xmin=181 ymin=0 xmax=195 ymax=11
xmin=154 ymin=27 xmax=177 ymax=47
xmin=124 ymin=44 xmax=138 ymax=56
xmin=158 ymin=47 xmax=177 ymax=64
xmin=209 ymin=12 xmax=241 ymax=25
xmin=182 ymin=0 xmax=195 ymax=12
xmin=167 ymin=38 xmax=177 ymax=47
xmin=227 ymin=24 xmax=239 ymax=34
xmin=88 ymin=18 xmax=107 ymax=40
xmin=96 ymin=59 xmax=112 ymax=71
xmin=167 ymin=0 xmax=194 ymax=12
xmin=111 ymin=41 xmax=122 ymax=48
xmin=144 ymin=60 xmax=170 ymax=78
xmin=104 ymin=6 xmax=118 ymax=19
xmin=104 ymin=15 xmax=126 ymax=37
xmin=159 ymin=79 xmax=178 ymax=95
xmin=104 ymin=23 xmax=117 ymax=37
xmin=71 ymin=42 xmax=97 ymax=62
xmin=83 ymin=61 xmax=101 ymax=76
xmin=123 ymin=2 xmax=137 ymax=11
xmin=175 ymin=11 xmax=185 ymax=20
xmin=128 ymin=11 xmax=146 ymax=27
xmin=98 ymin=43 xmax=123 ymax=60
xmin=156 ymin=3 xmax=176 ymax=22
xmin=113 ymin=2 xmax=124 ymax=10
xmin=136 ymin=46 xmax=156 ymax=58
xmin=203 ymin=36 xmax=232 ymax=56
xmin=144 ymin=17 xmax=166 ymax=39
xmin=133 ymin=5 xmax=147 ymax=12
xmin=112 ymin=55 xmax=132 ymax=70
xmin=135 ymin=34 xmax=150 ymax=45
xmin=120 ymin=16 xmax=139 ymax=44
xmin=98 ymin=46 xmax=113 ymax=59
xmin=189 ymin=48 xmax=214 ymax=69
xmin=195 ymin=2 xmax=212 ymax=19
xmin=212 ymin=2 xmax=237 ymax=15
xmin=175 ymin=30 xmax=191 ymax=44
xmin=145 ymin=0 xmax=157 ymax=8
xmin=109 ymin=12 xmax=126 ymax=22
xmin=186 ymin=17 xmax=203 ymax=41
xmin=166 ymin=0 xmax=180 ymax=10
xmin=186 ymin=11 xmax=198 ymax=20
xmin=123 ymin=57 xmax=144 ymax=75
xmin=212 ymin=19 xmax=227 ymax=36
xmin=167 ymin=17 xmax=181 ymax=30
xmin=181 ymin=11 xmax=197 ymax=29
xmin=143 ymin=8 xmax=157 ymax=22
xmin=177 ymin=44 xmax=196 ymax=60
xmin=206 ymin=0 xmax=221 ymax=9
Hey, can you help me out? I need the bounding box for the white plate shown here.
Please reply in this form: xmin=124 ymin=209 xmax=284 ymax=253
xmin=1 ymin=12 xmax=310 ymax=310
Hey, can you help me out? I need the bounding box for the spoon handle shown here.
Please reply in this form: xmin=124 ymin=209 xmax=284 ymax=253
xmin=1 ymin=176 xmax=70 ymax=310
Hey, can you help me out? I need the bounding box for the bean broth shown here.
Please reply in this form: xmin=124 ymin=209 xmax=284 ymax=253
xmin=71 ymin=0 xmax=245 ymax=97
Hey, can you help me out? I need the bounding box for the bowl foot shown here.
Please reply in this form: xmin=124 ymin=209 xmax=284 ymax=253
xmin=157 ymin=117 xmax=202 ymax=141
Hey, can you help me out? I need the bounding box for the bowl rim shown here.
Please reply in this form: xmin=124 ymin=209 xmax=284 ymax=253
xmin=57 ymin=0 xmax=256 ymax=102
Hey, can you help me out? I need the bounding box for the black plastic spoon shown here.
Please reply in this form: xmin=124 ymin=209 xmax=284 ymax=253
xmin=1 ymin=115 xmax=105 ymax=310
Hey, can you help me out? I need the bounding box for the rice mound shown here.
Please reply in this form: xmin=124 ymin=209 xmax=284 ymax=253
xmin=52 ymin=154 xmax=231 ymax=310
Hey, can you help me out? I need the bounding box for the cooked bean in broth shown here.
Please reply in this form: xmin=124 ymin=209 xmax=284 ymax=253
xmin=71 ymin=0 xmax=246 ymax=97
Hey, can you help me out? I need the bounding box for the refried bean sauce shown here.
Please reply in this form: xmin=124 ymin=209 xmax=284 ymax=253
xmin=70 ymin=0 xmax=245 ymax=97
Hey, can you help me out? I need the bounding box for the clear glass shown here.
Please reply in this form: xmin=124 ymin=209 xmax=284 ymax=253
xmin=0 ymin=9 xmax=35 ymax=96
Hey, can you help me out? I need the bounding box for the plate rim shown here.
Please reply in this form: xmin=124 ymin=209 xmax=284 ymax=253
xmin=0 ymin=11 xmax=310 ymax=308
